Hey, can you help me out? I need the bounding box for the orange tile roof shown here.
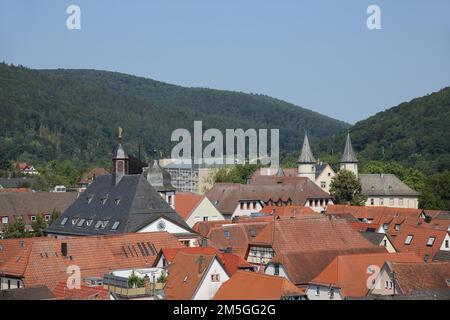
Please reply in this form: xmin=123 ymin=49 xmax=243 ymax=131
xmin=388 ymin=261 xmax=450 ymax=294
xmin=310 ymin=253 xmax=422 ymax=298
xmin=159 ymin=246 xmax=252 ymax=276
xmin=52 ymin=281 xmax=108 ymax=300
xmin=391 ymin=224 xmax=448 ymax=260
xmin=174 ymin=193 xmax=204 ymax=220
xmin=251 ymin=216 xmax=378 ymax=253
xmin=0 ymin=232 xmax=183 ymax=291
xmin=208 ymin=222 xmax=269 ymax=258
xmin=164 ymin=251 xmax=225 ymax=300
xmin=0 ymin=188 xmax=31 ymax=193
xmin=192 ymin=220 xmax=230 ymax=238
xmin=214 ymin=270 xmax=306 ymax=300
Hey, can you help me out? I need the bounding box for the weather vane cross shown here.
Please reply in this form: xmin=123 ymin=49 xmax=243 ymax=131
xmin=118 ymin=127 xmax=123 ymax=140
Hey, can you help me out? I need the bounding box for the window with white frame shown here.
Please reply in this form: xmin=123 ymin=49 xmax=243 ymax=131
xmin=2 ymin=216 xmax=9 ymax=224
xmin=405 ymin=235 xmax=413 ymax=245
xmin=426 ymin=237 xmax=436 ymax=247
xmin=44 ymin=215 xmax=51 ymax=222
xmin=30 ymin=215 xmax=36 ymax=222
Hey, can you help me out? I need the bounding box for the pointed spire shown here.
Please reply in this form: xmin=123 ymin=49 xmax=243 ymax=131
xmin=341 ymin=131 xmax=358 ymax=163
xmin=298 ymin=133 xmax=316 ymax=164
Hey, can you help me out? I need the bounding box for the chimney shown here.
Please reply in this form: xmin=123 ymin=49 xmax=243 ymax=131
xmin=201 ymin=238 xmax=208 ymax=248
xmin=143 ymin=275 xmax=151 ymax=295
xmin=198 ymin=255 xmax=206 ymax=274
xmin=291 ymin=208 xmax=297 ymax=219
xmin=61 ymin=242 xmax=68 ymax=257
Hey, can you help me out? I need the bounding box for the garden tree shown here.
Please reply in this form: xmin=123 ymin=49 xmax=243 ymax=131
xmin=31 ymin=215 xmax=47 ymax=237
xmin=330 ymin=170 xmax=367 ymax=206
xmin=213 ymin=164 xmax=262 ymax=184
xmin=49 ymin=209 xmax=61 ymax=225
xmin=2 ymin=218 xmax=28 ymax=239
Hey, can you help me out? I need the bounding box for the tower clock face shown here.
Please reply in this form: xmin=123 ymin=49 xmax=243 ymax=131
xmin=157 ymin=220 xmax=166 ymax=231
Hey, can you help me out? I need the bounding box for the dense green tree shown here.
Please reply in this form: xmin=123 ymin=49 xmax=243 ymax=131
xmin=31 ymin=215 xmax=47 ymax=237
xmin=330 ymin=170 xmax=367 ymax=206
xmin=2 ymin=218 xmax=28 ymax=239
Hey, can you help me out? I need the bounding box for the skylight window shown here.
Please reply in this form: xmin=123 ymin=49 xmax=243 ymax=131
xmin=86 ymin=219 xmax=93 ymax=227
xmin=77 ymin=219 xmax=86 ymax=227
xmin=71 ymin=217 xmax=79 ymax=226
xmin=404 ymin=235 xmax=413 ymax=245
xmin=60 ymin=217 xmax=68 ymax=225
xmin=87 ymin=195 xmax=94 ymax=204
xmin=111 ymin=221 xmax=120 ymax=230
xmin=224 ymin=230 xmax=230 ymax=238
xmin=426 ymin=237 xmax=436 ymax=247
xmin=114 ymin=199 xmax=121 ymax=206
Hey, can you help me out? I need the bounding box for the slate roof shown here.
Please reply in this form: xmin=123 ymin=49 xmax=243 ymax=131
xmin=433 ymin=250 xmax=450 ymax=262
xmin=47 ymin=174 xmax=192 ymax=236
xmin=359 ymin=174 xmax=420 ymax=196
xmin=298 ymin=133 xmax=316 ymax=164
xmin=360 ymin=231 xmax=387 ymax=246
xmin=0 ymin=177 xmax=37 ymax=189
xmin=0 ymin=285 xmax=55 ymax=300
xmin=340 ymin=132 xmax=358 ymax=163
xmin=214 ymin=270 xmax=306 ymax=300
xmin=145 ymin=160 xmax=176 ymax=192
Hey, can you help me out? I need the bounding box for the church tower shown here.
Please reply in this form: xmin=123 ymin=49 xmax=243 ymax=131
xmin=340 ymin=131 xmax=358 ymax=177
xmin=146 ymin=159 xmax=176 ymax=209
xmin=298 ymin=133 xmax=317 ymax=182
xmin=112 ymin=127 xmax=129 ymax=186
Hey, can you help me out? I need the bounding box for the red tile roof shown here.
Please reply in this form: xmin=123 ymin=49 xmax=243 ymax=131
xmin=310 ymin=253 xmax=422 ymax=298
xmin=174 ymin=193 xmax=204 ymax=220
xmin=192 ymin=220 xmax=230 ymax=238
xmin=78 ymin=168 xmax=109 ymax=185
xmin=52 ymin=281 xmax=108 ymax=300
xmin=390 ymin=224 xmax=448 ymax=260
xmin=214 ymin=270 xmax=306 ymax=300
xmin=159 ymin=247 xmax=252 ymax=275
xmin=388 ymin=261 xmax=450 ymax=294
xmin=0 ymin=232 xmax=183 ymax=290
xmin=164 ymin=251 xmax=226 ymax=300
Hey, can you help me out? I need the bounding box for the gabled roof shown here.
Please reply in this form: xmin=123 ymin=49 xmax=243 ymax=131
xmin=164 ymin=251 xmax=228 ymax=300
xmin=214 ymin=270 xmax=306 ymax=300
xmin=340 ymin=132 xmax=358 ymax=163
xmin=298 ymin=133 xmax=316 ymax=164
xmin=206 ymin=178 xmax=332 ymax=215
xmin=158 ymin=247 xmax=253 ymax=275
xmin=270 ymin=247 xmax=386 ymax=285
xmin=386 ymin=261 xmax=450 ymax=294
xmin=192 ymin=220 xmax=230 ymax=238
xmin=250 ymin=216 xmax=378 ymax=253
xmin=359 ymin=174 xmax=420 ymax=196
xmin=391 ymin=225 xmax=448 ymax=260
xmin=310 ymin=253 xmax=422 ymax=298
xmin=0 ymin=192 xmax=78 ymax=224
xmin=207 ymin=222 xmax=269 ymax=258
xmin=0 ymin=232 xmax=183 ymax=290
xmin=47 ymin=174 xmax=192 ymax=236
xmin=175 ymin=193 xmax=204 ymax=220
xmin=260 ymin=205 xmax=316 ymax=217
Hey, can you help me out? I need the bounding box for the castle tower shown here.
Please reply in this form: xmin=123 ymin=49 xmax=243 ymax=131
xmin=298 ymin=133 xmax=317 ymax=182
xmin=112 ymin=127 xmax=129 ymax=186
xmin=340 ymin=131 xmax=358 ymax=177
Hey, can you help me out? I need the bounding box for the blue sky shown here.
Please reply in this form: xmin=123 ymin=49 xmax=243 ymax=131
xmin=0 ymin=0 xmax=449 ymax=123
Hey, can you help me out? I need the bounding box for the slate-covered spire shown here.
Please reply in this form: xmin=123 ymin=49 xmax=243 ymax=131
xmin=298 ymin=133 xmax=316 ymax=164
xmin=112 ymin=127 xmax=129 ymax=186
xmin=341 ymin=131 xmax=358 ymax=163
xmin=147 ymin=159 xmax=175 ymax=192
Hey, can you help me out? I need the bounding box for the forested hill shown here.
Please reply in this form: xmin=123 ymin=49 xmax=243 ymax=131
xmin=318 ymin=87 xmax=450 ymax=174
xmin=0 ymin=63 xmax=349 ymax=168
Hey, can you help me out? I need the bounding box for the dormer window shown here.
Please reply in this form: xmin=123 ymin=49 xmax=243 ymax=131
xmin=77 ymin=219 xmax=86 ymax=227
xmin=395 ymin=224 xmax=401 ymax=231
xmin=405 ymin=235 xmax=413 ymax=245
xmin=111 ymin=221 xmax=120 ymax=230
xmin=383 ymin=223 xmax=389 ymax=230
